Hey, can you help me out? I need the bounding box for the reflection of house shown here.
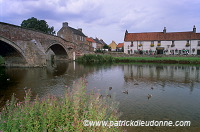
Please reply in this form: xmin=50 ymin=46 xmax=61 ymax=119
xmin=124 ymin=26 xmax=200 ymax=55
xmin=109 ymin=41 xmax=117 ymax=51
xmin=116 ymin=43 xmax=124 ymax=52
xmin=123 ymin=64 xmax=200 ymax=83
xmin=57 ymin=22 xmax=87 ymax=45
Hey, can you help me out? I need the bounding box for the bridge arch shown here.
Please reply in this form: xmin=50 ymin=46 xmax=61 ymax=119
xmin=0 ymin=36 xmax=27 ymax=66
xmin=46 ymin=43 xmax=69 ymax=61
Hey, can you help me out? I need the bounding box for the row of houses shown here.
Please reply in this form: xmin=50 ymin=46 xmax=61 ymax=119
xmin=86 ymin=37 xmax=106 ymax=51
xmin=124 ymin=26 xmax=200 ymax=55
xmin=57 ymin=22 xmax=107 ymax=52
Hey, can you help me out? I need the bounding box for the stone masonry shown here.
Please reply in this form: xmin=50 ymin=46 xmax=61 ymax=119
xmin=0 ymin=22 xmax=90 ymax=67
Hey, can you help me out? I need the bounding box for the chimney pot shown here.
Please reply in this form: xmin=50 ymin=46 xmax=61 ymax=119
xmin=78 ymin=28 xmax=82 ymax=32
xmin=193 ymin=25 xmax=196 ymax=33
xmin=163 ymin=27 xmax=166 ymax=33
xmin=63 ymin=22 xmax=68 ymax=27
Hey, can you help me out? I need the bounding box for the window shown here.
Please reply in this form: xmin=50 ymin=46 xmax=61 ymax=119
xmin=158 ymin=41 xmax=161 ymax=44
xmin=151 ymin=41 xmax=154 ymax=44
xmin=171 ymin=41 xmax=175 ymax=47
xmin=130 ymin=41 xmax=133 ymax=47
xmin=198 ymin=41 xmax=200 ymax=46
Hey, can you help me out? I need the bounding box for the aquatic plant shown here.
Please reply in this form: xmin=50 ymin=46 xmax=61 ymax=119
xmin=0 ymin=78 xmax=122 ymax=132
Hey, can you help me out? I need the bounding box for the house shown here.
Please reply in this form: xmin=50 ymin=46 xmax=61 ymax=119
xmin=93 ymin=37 xmax=104 ymax=50
xmin=109 ymin=41 xmax=117 ymax=51
xmin=124 ymin=26 xmax=200 ymax=55
xmin=57 ymin=22 xmax=87 ymax=45
xmin=86 ymin=37 xmax=95 ymax=51
xmin=116 ymin=43 xmax=124 ymax=52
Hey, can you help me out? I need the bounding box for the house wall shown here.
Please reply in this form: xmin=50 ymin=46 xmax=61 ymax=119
xmin=124 ymin=40 xmax=200 ymax=55
xmin=92 ymin=42 xmax=97 ymax=51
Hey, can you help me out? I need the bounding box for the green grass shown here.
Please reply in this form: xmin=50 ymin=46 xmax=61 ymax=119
xmin=77 ymin=54 xmax=200 ymax=64
xmin=114 ymin=56 xmax=200 ymax=64
xmin=0 ymin=78 xmax=122 ymax=132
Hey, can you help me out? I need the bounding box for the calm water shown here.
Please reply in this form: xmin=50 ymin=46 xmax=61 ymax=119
xmin=0 ymin=62 xmax=200 ymax=130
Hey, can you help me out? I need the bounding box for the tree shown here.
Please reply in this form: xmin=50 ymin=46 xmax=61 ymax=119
xmin=103 ymin=44 xmax=110 ymax=49
xmin=21 ymin=17 xmax=56 ymax=35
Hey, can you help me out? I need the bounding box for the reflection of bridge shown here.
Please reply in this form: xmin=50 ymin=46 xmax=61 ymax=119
xmin=0 ymin=22 xmax=79 ymax=67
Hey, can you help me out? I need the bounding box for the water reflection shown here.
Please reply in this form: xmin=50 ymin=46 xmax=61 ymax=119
xmin=0 ymin=61 xmax=96 ymax=107
xmin=0 ymin=63 xmax=200 ymax=130
xmin=123 ymin=64 xmax=200 ymax=92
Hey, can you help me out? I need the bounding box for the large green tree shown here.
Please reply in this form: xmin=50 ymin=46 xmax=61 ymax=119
xmin=21 ymin=17 xmax=55 ymax=35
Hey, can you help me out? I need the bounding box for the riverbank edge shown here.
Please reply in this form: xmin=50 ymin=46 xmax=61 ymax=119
xmin=76 ymin=54 xmax=200 ymax=65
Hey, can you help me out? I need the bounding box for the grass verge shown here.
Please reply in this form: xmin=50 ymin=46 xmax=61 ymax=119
xmin=76 ymin=54 xmax=200 ymax=64
xmin=0 ymin=78 xmax=122 ymax=132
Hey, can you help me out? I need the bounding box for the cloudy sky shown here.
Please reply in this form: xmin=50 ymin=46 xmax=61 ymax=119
xmin=0 ymin=0 xmax=200 ymax=44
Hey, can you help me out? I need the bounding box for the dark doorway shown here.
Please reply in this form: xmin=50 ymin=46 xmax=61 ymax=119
xmin=157 ymin=50 xmax=164 ymax=54
xmin=156 ymin=47 xmax=164 ymax=54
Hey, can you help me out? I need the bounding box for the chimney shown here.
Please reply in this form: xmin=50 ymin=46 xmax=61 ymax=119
xmin=193 ymin=25 xmax=196 ymax=33
xmin=63 ymin=22 xmax=68 ymax=28
xmin=78 ymin=28 xmax=82 ymax=32
xmin=125 ymin=30 xmax=128 ymax=34
xmin=163 ymin=27 xmax=166 ymax=33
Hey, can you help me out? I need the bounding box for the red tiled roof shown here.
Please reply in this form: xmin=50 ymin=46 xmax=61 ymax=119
xmin=124 ymin=32 xmax=200 ymax=41
xmin=86 ymin=37 xmax=95 ymax=42
xmin=117 ymin=43 xmax=124 ymax=48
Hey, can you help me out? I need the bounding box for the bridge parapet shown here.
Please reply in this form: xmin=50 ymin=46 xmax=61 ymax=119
xmin=0 ymin=22 xmax=81 ymax=67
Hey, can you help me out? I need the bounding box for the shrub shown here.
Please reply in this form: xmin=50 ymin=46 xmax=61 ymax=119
xmin=76 ymin=54 xmax=115 ymax=63
xmin=0 ymin=78 xmax=122 ymax=132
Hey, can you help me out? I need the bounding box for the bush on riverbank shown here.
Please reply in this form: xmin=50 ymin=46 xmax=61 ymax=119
xmin=0 ymin=78 xmax=122 ymax=132
xmin=0 ymin=56 xmax=4 ymax=65
xmin=76 ymin=54 xmax=115 ymax=63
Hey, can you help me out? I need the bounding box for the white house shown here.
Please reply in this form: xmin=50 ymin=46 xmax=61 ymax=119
xmin=124 ymin=26 xmax=200 ymax=55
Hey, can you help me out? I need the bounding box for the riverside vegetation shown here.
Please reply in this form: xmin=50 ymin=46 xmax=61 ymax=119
xmin=0 ymin=56 xmax=4 ymax=65
xmin=0 ymin=78 xmax=122 ymax=132
xmin=76 ymin=54 xmax=200 ymax=64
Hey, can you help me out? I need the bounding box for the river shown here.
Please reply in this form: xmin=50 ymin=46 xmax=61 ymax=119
xmin=0 ymin=62 xmax=200 ymax=131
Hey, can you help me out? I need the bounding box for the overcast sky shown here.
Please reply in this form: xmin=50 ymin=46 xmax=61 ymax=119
xmin=1 ymin=0 xmax=200 ymax=44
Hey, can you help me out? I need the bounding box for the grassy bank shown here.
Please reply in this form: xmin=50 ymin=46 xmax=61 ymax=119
xmin=0 ymin=78 xmax=122 ymax=132
xmin=76 ymin=54 xmax=115 ymax=63
xmin=114 ymin=56 xmax=200 ymax=64
xmin=76 ymin=54 xmax=200 ymax=64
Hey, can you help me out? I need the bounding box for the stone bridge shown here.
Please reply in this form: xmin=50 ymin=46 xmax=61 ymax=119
xmin=0 ymin=22 xmax=82 ymax=67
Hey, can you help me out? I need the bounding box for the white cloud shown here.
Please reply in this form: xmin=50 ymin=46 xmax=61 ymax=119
xmin=1 ymin=0 xmax=200 ymax=43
